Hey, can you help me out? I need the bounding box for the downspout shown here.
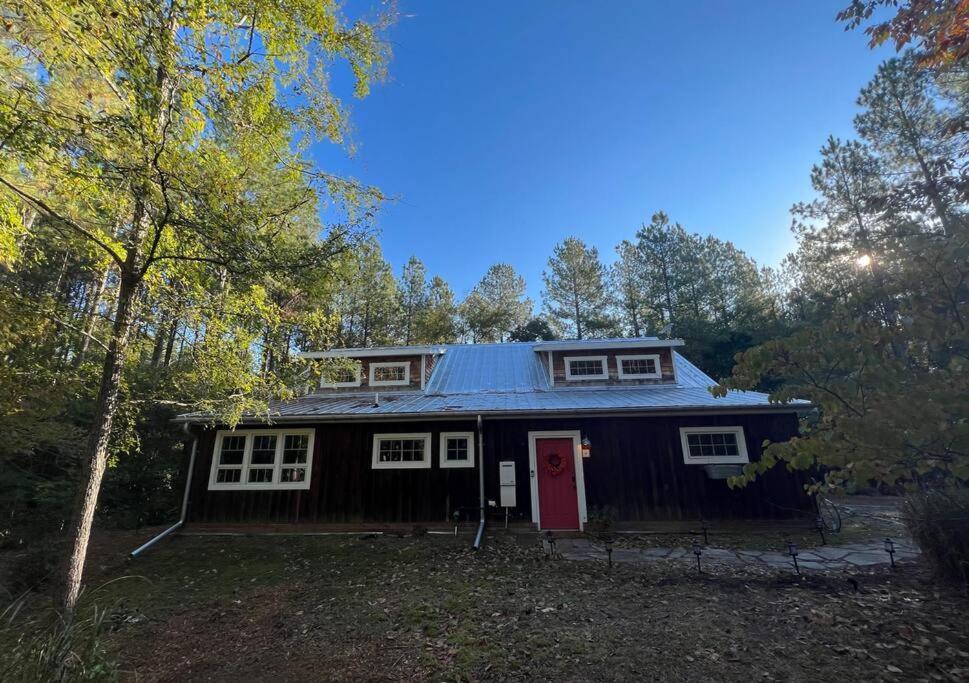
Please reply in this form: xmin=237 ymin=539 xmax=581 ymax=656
xmin=473 ymin=414 xmax=486 ymax=549
xmin=130 ymin=424 xmax=198 ymax=557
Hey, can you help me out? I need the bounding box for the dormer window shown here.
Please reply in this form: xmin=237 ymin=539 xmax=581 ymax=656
xmin=564 ymin=356 xmax=608 ymax=381
xmin=320 ymin=363 xmax=361 ymax=388
xmin=617 ymin=354 xmax=662 ymax=379
xmin=369 ymin=361 xmax=410 ymax=387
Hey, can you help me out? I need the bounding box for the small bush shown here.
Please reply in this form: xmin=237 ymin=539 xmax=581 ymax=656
xmin=904 ymin=489 xmax=969 ymax=583
xmin=0 ymin=599 xmax=118 ymax=682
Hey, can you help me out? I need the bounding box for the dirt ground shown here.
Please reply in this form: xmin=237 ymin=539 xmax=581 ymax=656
xmin=15 ymin=522 xmax=961 ymax=682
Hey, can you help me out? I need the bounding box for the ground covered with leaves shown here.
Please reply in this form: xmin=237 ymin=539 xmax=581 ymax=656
xmin=11 ymin=527 xmax=960 ymax=681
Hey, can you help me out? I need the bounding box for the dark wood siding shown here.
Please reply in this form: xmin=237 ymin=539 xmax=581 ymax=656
xmin=187 ymin=412 xmax=810 ymax=525
xmin=481 ymin=413 xmax=809 ymax=522
xmin=188 ymin=420 xmax=479 ymax=524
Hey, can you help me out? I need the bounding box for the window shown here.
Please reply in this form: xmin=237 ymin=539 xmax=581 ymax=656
xmin=369 ymin=361 xmax=410 ymax=386
xmin=678 ymin=427 xmax=749 ymax=465
xmin=320 ymin=363 xmax=361 ymax=388
xmin=208 ymin=429 xmax=314 ymax=490
xmin=372 ymin=433 xmax=431 ymax=469
xmin=617 ymin=354 xmax=662 ymax=379
xmin=564 ymin=355 xmax=608 ymax=381
xmin=440 ymin=432 xmax=475 ymax=468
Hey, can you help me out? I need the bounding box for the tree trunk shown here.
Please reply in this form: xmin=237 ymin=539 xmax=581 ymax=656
xmin=163 ymin=317 xmax=178 ymax=366
xmin=61 ymin=271 xmax=141 ymax=613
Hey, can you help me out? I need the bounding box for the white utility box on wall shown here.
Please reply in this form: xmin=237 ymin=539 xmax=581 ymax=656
xmin=499 ymin=460 xmax=516 ymax=508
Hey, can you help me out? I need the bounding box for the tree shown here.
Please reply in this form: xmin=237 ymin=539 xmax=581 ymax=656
xmin=508 ymin=317 xmax=557 ymax=342
xmin=542 ymin=237 xmax=611 ymax=339
xmin=460 ymin=264 xmax=533 ymax=342
xmin=854 ymin=56 xmax=962 ymax=235
xmin=719 ymin=53 xmax=969 ymax=493
xmin=416 ymin=276 xmax=458 ymax=344
xmin=838 ymin=0 xmax=969 ymax=67
xmin=334 ymin=240 xmax=399 ymax=347
xmin=397 ymin=256 xmax=429 ymax=345
xmin=633 ymin=212 xmax=692 ymax=328
xmin=610 ymin=241 xmax=654 ymax=337
xmin=0 ymin=0 xmax=390 ymax=613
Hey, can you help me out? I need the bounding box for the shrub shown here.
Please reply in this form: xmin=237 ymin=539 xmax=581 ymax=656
xmin=904 ymin=489 xmax=969 ymax=583
xmin=0 ymin=599 xmax=118 ymax=682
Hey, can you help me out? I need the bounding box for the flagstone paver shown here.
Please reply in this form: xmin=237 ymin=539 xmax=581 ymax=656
xmin=555 ymin=537 xmax=919 ymax=572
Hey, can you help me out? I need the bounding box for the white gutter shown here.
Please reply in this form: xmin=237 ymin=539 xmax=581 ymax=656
xmin=130 ymin=429 xmax=198 ymax=557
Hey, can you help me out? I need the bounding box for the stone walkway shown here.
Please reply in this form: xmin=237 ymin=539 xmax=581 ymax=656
xmin=556 ymin=538 xmax=920 ymax=571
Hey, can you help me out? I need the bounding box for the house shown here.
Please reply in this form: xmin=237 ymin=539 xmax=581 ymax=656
xmin=174 ymin=338 xmax=812 ymax=532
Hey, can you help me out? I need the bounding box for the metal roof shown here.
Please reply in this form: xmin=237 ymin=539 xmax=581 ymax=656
xmin=177 ymin=342 xmax=805 ymax=423
xmin=426 ymin=343 xmax=551 ymax=394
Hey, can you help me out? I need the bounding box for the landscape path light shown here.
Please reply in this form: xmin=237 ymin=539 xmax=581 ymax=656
xmin=788 ymin=542 xmax=800 ymax=575
xmin=884 ymin=538 xmax=896 ymax=569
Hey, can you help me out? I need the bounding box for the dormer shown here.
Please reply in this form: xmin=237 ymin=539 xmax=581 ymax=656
xmin=300 ymin=345 xmax=447 ymax=392
xmin=533 ymin=338 xmax=684 ymax=387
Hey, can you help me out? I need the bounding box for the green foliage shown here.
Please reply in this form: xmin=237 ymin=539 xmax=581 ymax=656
xmin=0 ymin=600 xmax=117 ymax=682
xmin=460 ymin=264 xmax=533 ymax=343
xmin=720 ymin=54 xmax=968 ymax=492
xmin=904 ymin=490 xmax=969 ymax=582
xmin=541 ymin=237 xmax=613 ymax=339
xmin=508 ymin=317 xmax=558 ymax=342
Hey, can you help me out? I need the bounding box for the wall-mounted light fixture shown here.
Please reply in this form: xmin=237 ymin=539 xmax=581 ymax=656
xmin=581 ymin=436 xmax=592 ymax=458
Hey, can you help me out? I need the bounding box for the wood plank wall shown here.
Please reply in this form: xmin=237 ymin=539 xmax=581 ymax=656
xmin=186 ymin=412 xmax=809 ymax=525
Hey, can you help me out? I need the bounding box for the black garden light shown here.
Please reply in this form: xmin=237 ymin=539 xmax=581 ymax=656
xmin=788 ymin=542 xmax=800 ymax=575
xmin=604 ymin=535 xmax=614 ymax=569
xmin=452 ymin=509 xmax=460 ymax=536
xmin=692 ymin=540 xmax=702 ymax=574
xmin=700 ymin=518 xmax=709 ymax=545
xmin=884 ymin=538 xmax=896 ymax=569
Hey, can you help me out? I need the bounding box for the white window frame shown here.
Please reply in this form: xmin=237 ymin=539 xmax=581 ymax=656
xmin=678 ymin=426 xmax=749 ymax=465
xmin=369 ymin=361 xmax=411 ymax=387
xmin=439 ymin=431 xmax=475 ymax=469
xmin=208 ymin=429 xmax=314 ymax=491
xmin=372 ymin=433 xmax=432 ymax=469
xmin=617 ymin=353 xmax=662 ymax=379
xmin=320 ymin=363 xmax=362 ymax=388
xmin=563 ymin=355 xmax=609 ymax=381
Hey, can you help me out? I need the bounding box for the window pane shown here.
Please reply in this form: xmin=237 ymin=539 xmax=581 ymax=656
xmin=283 ymin=434 xmax=309 ymax=464
xmin=219 ymin=436 xmax=246 ymax=465
xmin=686 ymin=432 xmax=741 ymax=459
xmin=374 ymin=365 xmax=406 ymax=382
xmin=568 ymin=359 xmax=605 ymax=376
xmin=281 ymin=467 xmax=306 ymax=482
xmin=622 ymin=358 xmax=656 ymax=375
xmin=251 ymin=434 xmax=277 ymax=465
xmin=248 ymin=468 xmax=273 ymax=483
xmin=446 ymin=437 xmax=469 ymax=461
xmin=216 ymin=469 xmax=241 ymax=483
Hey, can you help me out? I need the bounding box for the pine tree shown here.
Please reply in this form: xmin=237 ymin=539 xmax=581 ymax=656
xmin=542 ymin=237 xmax=611 ymax=339
xmin=460 ymin=264 xmax=532 ymax=342
xmin=416 ymin=276 xmax=458 ymax=344
xmin=397 ymin=256 xmax=429 ymax=345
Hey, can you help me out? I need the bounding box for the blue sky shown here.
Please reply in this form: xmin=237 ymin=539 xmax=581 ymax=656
xmin=317 ymin=1 xmax=893 ymax=303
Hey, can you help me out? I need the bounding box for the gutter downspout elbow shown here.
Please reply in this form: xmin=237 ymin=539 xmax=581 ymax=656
xmin=131 ymin=425 xmax=198 ymax=557
xmin=473 ymin=414 xmax=486 ymax=549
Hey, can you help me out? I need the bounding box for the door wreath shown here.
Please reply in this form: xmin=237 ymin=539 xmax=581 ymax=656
xmin=543 ymin=451 xmax=567 ymax=477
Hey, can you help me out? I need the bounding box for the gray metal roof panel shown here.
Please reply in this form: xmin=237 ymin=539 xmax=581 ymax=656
xmin=425 ymin=343 xmax=550 ymax=394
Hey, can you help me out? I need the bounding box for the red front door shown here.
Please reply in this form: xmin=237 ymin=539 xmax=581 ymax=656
xmin=535 ymin=438 xmax=580 ymax=530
